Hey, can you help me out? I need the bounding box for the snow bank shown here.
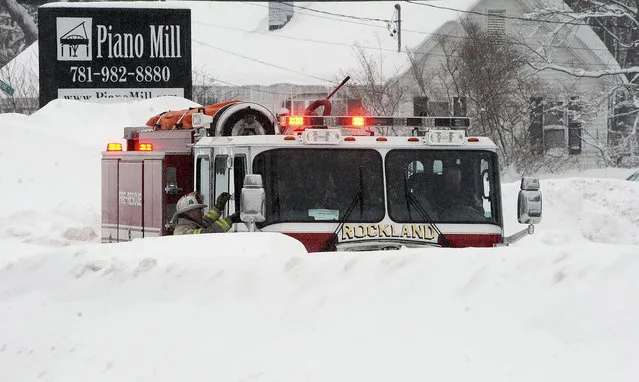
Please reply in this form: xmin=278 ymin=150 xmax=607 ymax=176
xmin=1 ymin=233 xmax=638 ymax=381
xmin=0 ymin=97 xmax=197 ymax=247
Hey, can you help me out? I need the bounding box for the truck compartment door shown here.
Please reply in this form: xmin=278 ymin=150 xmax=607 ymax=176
xmin=144 ymin=159 xmax=163 ymax=238
xmin=101 ymin=158 xmax=120 ymax=242
xmin=118 ymin=161 xmax=144 ymax=241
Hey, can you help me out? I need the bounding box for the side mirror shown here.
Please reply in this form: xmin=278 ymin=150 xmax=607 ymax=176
xmin=517 ymin=177 xmax=542 ymax=224
xmin=240 ymin=174 xmax=266 ymax=230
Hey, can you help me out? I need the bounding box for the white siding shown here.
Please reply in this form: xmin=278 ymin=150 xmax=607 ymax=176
xmin=395 ymin=0 xmax=623 ymax=164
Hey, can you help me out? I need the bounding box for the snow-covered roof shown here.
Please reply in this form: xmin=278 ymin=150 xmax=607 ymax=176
xmin=2 ymin=0 xmax=480 ymax=96
xmin=1 ymin=0 xmax=624 ymax=99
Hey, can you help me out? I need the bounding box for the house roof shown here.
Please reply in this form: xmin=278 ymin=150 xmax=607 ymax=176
xmin=409 ymin=0 xmax=623 ymax=76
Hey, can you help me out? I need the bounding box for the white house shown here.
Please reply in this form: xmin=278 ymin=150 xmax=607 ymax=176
xmin=392 ymin=0 xmax=626 ymax=165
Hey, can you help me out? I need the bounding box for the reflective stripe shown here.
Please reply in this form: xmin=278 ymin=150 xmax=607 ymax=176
xmin=194 ymin=228 xmax=203 ymax=234
xmin=215 ymin=219 xmax=231 ymax=231
xmin=205 ymin=209 xmax=221 ymax=221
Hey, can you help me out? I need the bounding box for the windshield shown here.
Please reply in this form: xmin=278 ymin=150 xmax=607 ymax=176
xmin=385 ymin=150 xmax=501 ymax=224
xmin=253 ymin=148 xmax=385 ymax=225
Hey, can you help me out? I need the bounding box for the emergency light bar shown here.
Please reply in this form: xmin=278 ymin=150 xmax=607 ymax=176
xmin=280 ymin=115 xmax=470 ymax=129
xmin=427 ymin=129 xmax=466 ymax=145
xmin=302 ymin=128 xmax=342 ymax=144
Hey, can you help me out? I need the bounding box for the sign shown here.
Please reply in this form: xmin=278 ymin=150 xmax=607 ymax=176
xmin=38 ymin=6 xmax=191 ymax=107
xmin=0 ymin=79 xmax=14 ymax=96
xmin=340 ymin=223 xmax=438 ymax=242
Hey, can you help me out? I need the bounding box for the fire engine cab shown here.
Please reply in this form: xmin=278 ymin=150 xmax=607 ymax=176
xmin=102 ymin=97 xmax=542 ymax=252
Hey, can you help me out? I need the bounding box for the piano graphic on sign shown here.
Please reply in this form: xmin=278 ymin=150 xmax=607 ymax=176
xmin=60 ymin=21 xmax=89 ymax=58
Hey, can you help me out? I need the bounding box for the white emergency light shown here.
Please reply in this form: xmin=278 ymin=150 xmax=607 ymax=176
xmin=192 ymin=113 xmax=213 ymax=128
xmin=302 ymin=128 xmax=342 ymax=145
xmin=427 ymin=129 xmax=466 ymax=145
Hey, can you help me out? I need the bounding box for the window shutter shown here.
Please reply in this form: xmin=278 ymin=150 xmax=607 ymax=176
xmin=487 ymin=9 xmax=506 ymax=38
xmin=453 ymin=96 xmax=467 ymax=116
xmin=413 ymin=96 xmax=429 ymax=116
xmin=568 ymin=97 xmax=582 ymax=155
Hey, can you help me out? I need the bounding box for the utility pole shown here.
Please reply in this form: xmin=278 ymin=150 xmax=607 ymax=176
xmin=395 ymin=3 xmax=401 ymax=52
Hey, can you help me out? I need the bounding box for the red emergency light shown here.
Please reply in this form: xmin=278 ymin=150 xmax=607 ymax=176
xmin=280 ymin=115 xmax=368 ymax=128
xmin=351 ymin=116 xmax=365 ymax=127
xmin=107 ymin=143 xmax=123 ymax=151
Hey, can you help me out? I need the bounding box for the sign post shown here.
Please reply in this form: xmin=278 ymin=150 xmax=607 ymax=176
xmin=38 ymin=5 xmax=192 ymax=107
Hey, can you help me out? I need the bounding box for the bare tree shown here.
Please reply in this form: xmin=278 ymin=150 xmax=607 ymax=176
xmin=522 ymin=1 xmax=639 ymax=166
xmin=524 ymin=0 xmax=638 ymax=80
xmin=191 ymin=68 xmax=219 ymax=106
xmin=408 ymin=20 xmax=566 ymax=172
xmin=342 ymin=45 xmax=409 ymax=135
xmin=0 ymin=44 xmax=38 ymax=112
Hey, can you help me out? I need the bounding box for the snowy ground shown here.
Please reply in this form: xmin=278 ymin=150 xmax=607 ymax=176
xmin=1 ymin=98 xmax=638 ymax=381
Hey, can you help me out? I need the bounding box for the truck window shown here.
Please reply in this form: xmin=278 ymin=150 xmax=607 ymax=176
xmin=233 ymin=155 xmax=246 ymax=212
xmin=214 ymin=155 xmax=229 ymax=209
xmin=386 ymin=150 xmax=500 ymax=225
xmin=196 ymin=156 xmax=210 ymax=205
xmin=253 ymin=148 xmax=385 ymax=225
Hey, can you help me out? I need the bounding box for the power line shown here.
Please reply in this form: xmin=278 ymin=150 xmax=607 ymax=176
xmin=405 ymin=0 xmax=592 ymax=26
xmin=405 ymin=0 xmax=636 ymax=30
xmin=275 ymin=1 xmax=391 ymax=23
xmin=192 ymin=21 xmax=621 ymax=67
xmin=237 ymin=1 xmax=623 ymax=54
xmin=192 ymin=38 xmax=338 ymax=84
xmin=242 ymin=2 xmax=388 ymax=29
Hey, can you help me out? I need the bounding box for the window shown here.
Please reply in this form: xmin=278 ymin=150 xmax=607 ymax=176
xmin=233 ymin=155 xmax=247 ymax=212
xmin=214 ymin=155 xmax=229 ymax=211
xmin=386 ymin=150 xmax=500 ymax=224
xmin=544 ymin=129 xmax=566 ymax=150
xmin=253 ymin=149 xmax=385 ymax=225
xmin=530 ymin=97 xmax=583 ymax=155
xmin=196 ymin=156 xmax=210 ymax=205
xmin=544 ymin=101 xmax=565 ymax=126
xmin=544 ymin=101 xmax=566 ymax=152
xmin=429 ymin=101 xmax=450 ymax=116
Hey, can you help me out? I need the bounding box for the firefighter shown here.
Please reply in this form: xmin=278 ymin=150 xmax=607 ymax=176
xmin=172 ymin=191 xmax=242 ymax=235
xmin=408 ymin=172 xmax=439 ymax=220
xmin=437 ymin=164 xmax=485 ymax=221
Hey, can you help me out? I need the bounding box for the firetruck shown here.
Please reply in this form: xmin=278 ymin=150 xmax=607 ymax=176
xmin=101 ymin=81 xmax=542 ymax=252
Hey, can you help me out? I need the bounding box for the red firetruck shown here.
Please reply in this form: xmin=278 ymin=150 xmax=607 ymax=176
xmin=102 ymin=93 xmax=542 ymax=252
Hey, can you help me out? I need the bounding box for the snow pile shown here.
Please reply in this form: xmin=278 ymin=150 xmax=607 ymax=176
xmin=1 ymin=234 xmax=638 ymax=381
xmin=0 ymin=97 xmax=197 ymax=247
xmin=501 ymin=177 xmax=639 ymax=245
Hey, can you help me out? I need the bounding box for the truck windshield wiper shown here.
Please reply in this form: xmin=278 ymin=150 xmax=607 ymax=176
xmin=405 ymin=192 xmax=452 ymax=248
xmin=324 ymin=166 xmax=364 ymax=251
